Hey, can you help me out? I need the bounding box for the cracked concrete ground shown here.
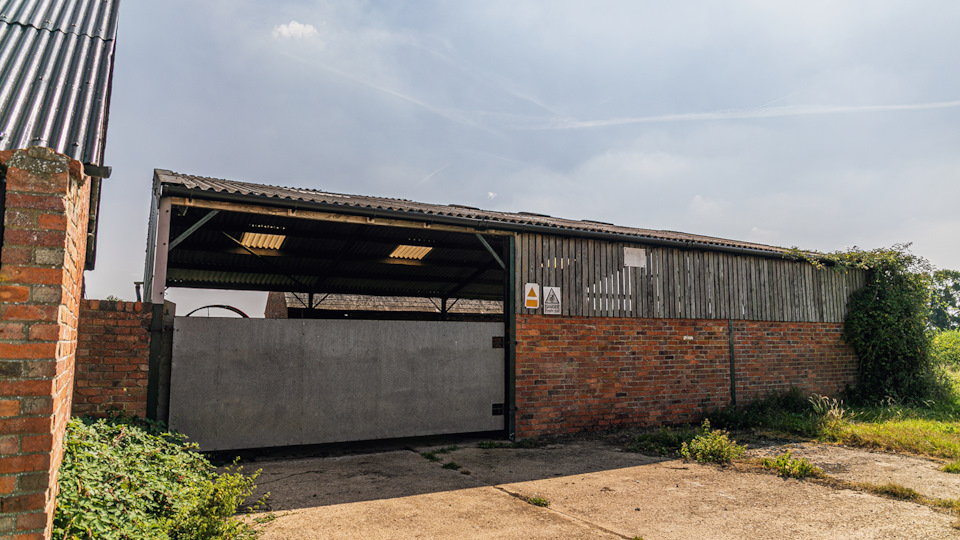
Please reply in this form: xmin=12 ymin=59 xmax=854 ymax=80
xmin=244 ymin=439 xmax=960 ymax=539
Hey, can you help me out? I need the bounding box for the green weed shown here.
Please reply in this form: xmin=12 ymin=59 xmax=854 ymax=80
xmin=441 ymin=461 xmax=462 ymax=470
xmin=758 ymin=451 xmax=823 ymax=479
xmin=521 ymin=496 xmax=550 ymax=507
xmin=941 ymin=462 xmax=960 ymax=474
xmin=679 ymin=420 xmax=746 ymax=464
xmin=421 ymin=445 xmax=460 ymax=461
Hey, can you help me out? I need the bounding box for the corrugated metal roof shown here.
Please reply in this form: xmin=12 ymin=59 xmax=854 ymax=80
xmin=156 ymin=169 xmax=789 ymax=255
xmin=0 ymin=0 xmax=121 ymax=165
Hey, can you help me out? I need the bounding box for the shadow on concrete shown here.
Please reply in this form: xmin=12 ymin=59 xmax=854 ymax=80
xmin=238 ymin=434 xmax=673 ymax=511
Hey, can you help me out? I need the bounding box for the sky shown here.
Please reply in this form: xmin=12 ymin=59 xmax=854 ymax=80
xmin=87 ymin=0 xmax=960 ymax=317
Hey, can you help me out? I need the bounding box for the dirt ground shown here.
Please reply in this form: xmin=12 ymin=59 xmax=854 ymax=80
xmin=243 ymin=437 xmax=960 ymax=539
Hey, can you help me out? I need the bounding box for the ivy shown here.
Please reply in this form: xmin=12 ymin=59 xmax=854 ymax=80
xmin=789 ymin=244 xmax=936 ymax=403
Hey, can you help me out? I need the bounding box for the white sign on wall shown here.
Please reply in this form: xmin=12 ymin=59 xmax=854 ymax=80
xmin=624 ymin=247 xmax=647 ymax=268
xmin=524 ymin=283 xmax=540 ymax=309
xmin=543 ymin=287 xmax=561 ymax=315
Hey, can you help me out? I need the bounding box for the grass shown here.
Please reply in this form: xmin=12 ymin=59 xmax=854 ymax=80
xmin=441 ymin=461 xmax=462 ymax=470
xmin=477 ymin=439 xmax=546 ymax=449
xmin=857 ymin=482 xmax=922 ymax=501
xmin=700 ymin=368 xmax=960 ymax=462
xmin=420 ymin=445 xmax=460 ymax=462
xmin=942 ymin=462 xmax=960 ymax=474
xmin=520 ymin=495 xmax=550 ymax=507
xmin=626 ymin=426 xmax=701 ymax=456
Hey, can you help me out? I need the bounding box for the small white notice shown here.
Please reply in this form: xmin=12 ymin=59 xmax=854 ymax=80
xmin=524 ymin=283 xmax=540 ymax=309
xmin=624 ymin=247 xmax=647 ymax=268
xmin=543 ymin=287 xmax=561 ymax=315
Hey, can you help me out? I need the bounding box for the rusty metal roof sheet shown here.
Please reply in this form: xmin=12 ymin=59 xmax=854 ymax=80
xmin=156 ymin=169 xmax=788 ymax=255
xmin=0 ymin=0 xmax=121 ymax=165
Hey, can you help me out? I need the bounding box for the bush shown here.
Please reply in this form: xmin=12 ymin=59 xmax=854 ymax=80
xmin=933 ymin=330 xmax=960 ymax=368
xmin=679 ymin=420 xmax=746 ymax=464
xmin=55 ymin=416 xmax=262 ymax=540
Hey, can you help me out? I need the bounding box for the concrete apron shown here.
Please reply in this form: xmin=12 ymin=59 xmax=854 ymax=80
xmin=247 ymin=441 xmax=957 ymax=539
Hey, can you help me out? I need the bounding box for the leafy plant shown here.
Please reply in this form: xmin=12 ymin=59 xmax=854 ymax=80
xmin=679 ymin=420 xmax=746 ymax=464
xmin=759 ymin=451 xmax=823 ymax=479
xmin=54 ymin=416 xmax=263 ymax=540
xmin=441 ymin=461 xmax=462 ymax=470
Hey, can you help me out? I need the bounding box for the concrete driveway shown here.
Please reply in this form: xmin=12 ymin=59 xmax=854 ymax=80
xmin=245 ymin=438 xmax=959 ymax=539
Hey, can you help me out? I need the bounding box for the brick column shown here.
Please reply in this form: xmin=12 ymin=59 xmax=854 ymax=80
xmin=0 ymin=147 xmax=91 ymax=539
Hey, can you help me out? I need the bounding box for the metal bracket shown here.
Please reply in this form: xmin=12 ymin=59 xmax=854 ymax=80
xmin=169 ymin=210 xmax=219 ymax=250
xmin=475 ymin=234 xmax=506 ymax=270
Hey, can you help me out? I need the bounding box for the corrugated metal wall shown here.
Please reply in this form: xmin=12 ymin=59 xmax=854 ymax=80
xmin=515 ymin=233 xmax=865 ymax=323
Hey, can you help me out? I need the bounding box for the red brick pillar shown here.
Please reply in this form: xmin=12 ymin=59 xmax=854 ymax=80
xmin=0 ymin=147 xmax=91 ymax=539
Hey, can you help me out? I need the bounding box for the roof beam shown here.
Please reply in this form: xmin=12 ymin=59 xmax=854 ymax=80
xmin=169 ymin=210 xmax=219 ymax=250
xmin=169 ymin=196 xmax=513 ymax=236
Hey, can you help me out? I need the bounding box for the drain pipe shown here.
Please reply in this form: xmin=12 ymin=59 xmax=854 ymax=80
xmin=728 ymin=319 xmax=737 ymax=407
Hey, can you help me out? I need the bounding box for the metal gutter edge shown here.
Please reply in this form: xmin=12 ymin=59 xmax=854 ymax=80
xmin=159 ymin=184 xmax=790 ymax=260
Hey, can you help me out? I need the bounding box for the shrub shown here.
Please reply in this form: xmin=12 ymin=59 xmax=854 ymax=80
xmin=759 ymin=451 xmax=823 ymax=479
xmin=54 ymin=416 xmax=262 ymax=540
xmin=933 ymin=330 xmax=960 ymax=368
xmin=679 ymin=420 xmax=746 ymax=464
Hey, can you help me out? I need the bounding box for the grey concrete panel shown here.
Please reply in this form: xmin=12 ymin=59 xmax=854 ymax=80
xmin=169 ymin=318 xmax=504 ymax=451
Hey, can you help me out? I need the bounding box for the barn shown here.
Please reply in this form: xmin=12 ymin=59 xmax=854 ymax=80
xmin=141 ymin=169 xmax=862 ymax=450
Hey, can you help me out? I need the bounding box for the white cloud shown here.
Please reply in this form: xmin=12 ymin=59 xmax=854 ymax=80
xmin=272 ymin=21 xmax=318 ymax=40
xmin=487 ymin=192 xmax=497 ymax=199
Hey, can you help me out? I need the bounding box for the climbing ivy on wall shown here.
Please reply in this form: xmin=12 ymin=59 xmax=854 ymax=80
xmin=790 ymin=244 xmax=936 ymax=403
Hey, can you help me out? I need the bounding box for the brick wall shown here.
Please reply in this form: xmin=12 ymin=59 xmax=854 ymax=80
xmin=515 ymin=314 xmax=857 ymax=439
xmin=73 ymin=300 xmax=152 ymax=418
xmin=264 ymin=291 xmax=287 ymax=318
xmin=0 ymin=147 xmax=91 ymax=538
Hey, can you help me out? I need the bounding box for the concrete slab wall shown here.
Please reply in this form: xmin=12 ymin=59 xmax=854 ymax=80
xmin=169 ymin=318 xmax=504 ymax=451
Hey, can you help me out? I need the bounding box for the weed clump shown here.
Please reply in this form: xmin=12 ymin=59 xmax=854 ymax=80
xmin=858 ymin=482 xmax=923 ymax=501
xmin=54 ymin=415 xmax=264 ymax=540
xmin=942 ymin=462 xmax=960 ymax=474
xmin=521 ymin=495 xmax=550 ymax=507
xmin=759 ymin=451 xmax=824 ymax=479
xmin=679 ymin=420 xmax=746 ymax=464
xmin=420 ymin=445 xmax=460 ymax=461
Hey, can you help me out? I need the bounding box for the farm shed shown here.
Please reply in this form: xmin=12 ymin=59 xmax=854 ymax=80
xmin=143 ymin=169 xmax=863 ymax=450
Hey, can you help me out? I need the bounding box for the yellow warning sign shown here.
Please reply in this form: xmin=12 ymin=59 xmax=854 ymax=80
xmin=524 ymin=283 xmax=540 ymax=309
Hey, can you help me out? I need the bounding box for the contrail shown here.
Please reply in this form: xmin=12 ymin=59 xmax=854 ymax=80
xmin=418 ymin=163 xmax=450 ymax=185
xmin=520 ymin=100 xmax=960 ymax=130
xmin=277 ymin=50 xmax=495 ymax=133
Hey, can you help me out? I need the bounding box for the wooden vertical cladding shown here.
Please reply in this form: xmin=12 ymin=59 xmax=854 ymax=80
xmin=515 ymin=233 xmax=863 ymax=323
